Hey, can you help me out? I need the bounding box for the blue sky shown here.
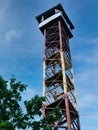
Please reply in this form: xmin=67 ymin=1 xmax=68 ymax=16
xmin=0 ymin=0 xmax=98 ymax=129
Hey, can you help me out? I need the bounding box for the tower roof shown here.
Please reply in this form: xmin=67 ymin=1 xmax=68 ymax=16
xmin=36 ymin=4 xmax=74 ymax=30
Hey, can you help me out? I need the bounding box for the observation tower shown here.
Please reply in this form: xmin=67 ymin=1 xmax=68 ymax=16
xmin=36 ymin=4 xmax=80 ymax=130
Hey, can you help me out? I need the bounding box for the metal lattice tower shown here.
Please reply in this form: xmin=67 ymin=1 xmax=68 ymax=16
xmin=36 ymin=4 xmax=81 ymax=130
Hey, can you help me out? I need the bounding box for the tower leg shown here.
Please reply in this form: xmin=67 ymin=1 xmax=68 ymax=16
xmin=64 ymin=94 xmax=71 ymax=130
xmin=53 ymin=125 xmax=58 ymax=130
xmin=42 ymin=103 xmax=46 ymax=117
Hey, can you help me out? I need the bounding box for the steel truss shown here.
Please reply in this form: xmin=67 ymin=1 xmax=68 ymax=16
xmin=43 ymin=20 xmax=81 ymax=130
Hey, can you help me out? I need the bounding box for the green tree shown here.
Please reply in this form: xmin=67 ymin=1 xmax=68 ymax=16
xmin=0 ymin=75 xmax=27 ymax=130
xmin=0 ymin=76 xmax=62 ymax=130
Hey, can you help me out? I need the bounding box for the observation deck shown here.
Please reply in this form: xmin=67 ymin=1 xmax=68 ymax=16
xmin=36 ymin=4 xmax=74 ymax=38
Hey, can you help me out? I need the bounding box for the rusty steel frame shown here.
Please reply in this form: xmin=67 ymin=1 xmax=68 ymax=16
xmin=42 ymin=20 xmax=81 ymax=130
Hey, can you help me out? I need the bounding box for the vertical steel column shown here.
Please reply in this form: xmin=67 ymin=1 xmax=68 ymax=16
xmin=42 ymin=29 xmax=46 ymax=117
xmin=53 ymin=125 xmax=58 ymax=130
xmin=64 ymin=94 xmax=71 ymax=130
xmin=42 ymin=103 xmax=46 ymax=117
xmin=58 ymin=20 xmax=71 ymax=130
xmin=58 ymin=21 xmax=62 ymax=51
xmin=44 ymin=29 xmax=46 ymax=59
xmin=43 ymin=29 xmax=46 ymax=97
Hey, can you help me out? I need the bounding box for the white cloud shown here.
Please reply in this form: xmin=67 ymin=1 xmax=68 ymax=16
xmin=88 ymin=113 xmax=98 ymax=120
xmin=5 ymin=30 xmax=22 ymax=42
xmin=73 ymin=48 xmax=98 ymax=64
xmin=80 ymin=111 xmax=98 ymax=130
xmin=74 ymin=36 xmax=98 ymax=45
xmin=78 ymin=94 xmax=98 ymax=109
xmin=75 ymin=68 xmax=98 ymax=88
xmin=86 ymin=37 xmax=98 ymax=44
xmin=81 ymin=112 xmax=98 ymax=121
xmin=0 ymin=0 xmax=12 ymax=25
xmin=22 ymin=87 xmax=37 ymax=101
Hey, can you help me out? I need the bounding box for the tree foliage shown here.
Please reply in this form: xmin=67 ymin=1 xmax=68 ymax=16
xmin=0 ymin=76 xmax=62 ymax=130
xmin=0 ymin=75 xmax=27 ymax=130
